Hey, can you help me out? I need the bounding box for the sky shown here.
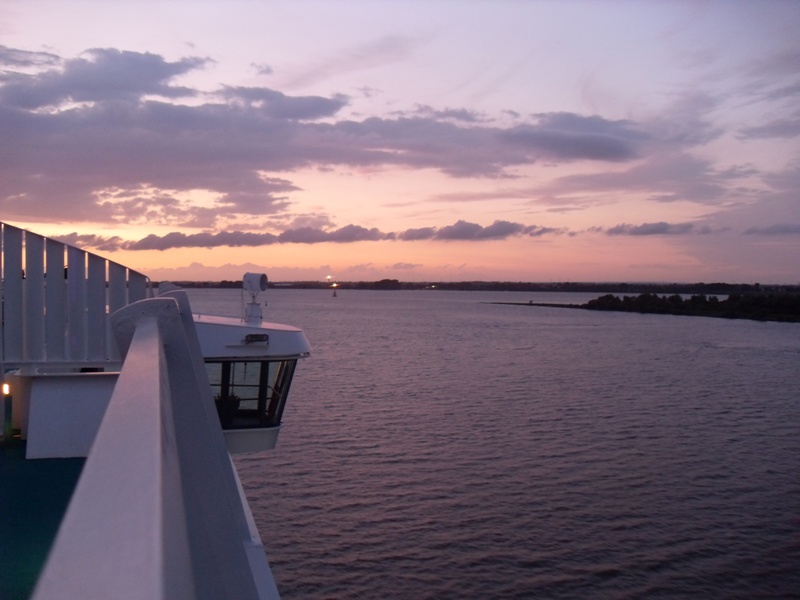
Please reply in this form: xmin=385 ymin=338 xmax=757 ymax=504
xmin=1 ymin=0 xmax=799 ymax=284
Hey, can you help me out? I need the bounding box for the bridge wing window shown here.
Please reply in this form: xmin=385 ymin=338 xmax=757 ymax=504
xmin=206 ymin=360 xmax=297 ymax=430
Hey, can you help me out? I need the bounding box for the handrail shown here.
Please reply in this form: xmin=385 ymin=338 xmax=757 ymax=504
xmin=31 ymin=294 xmax=280 ymax=600
xmin=0 ymin=222 xmax=151 ymax=373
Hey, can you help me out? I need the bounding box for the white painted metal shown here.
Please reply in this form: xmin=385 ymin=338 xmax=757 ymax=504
xmin=108 ymin=261 xmax=127 ymax=313
xmin=87 ymin=253 xmax=107 ymax=360
xmin=10 ymin=285 xmax=309 ymax=456
xmin=32 ymin=311 xmax=195 ymax=600
xmin=3 ymin=224 xmax=309 ymax=597
xmin=3 ymin=225 xmax=24 ymax=363
xmin=24 ymin=232 xmax=46 ymax=361
xmin=242 ymin=273 xmax=268 ymax=324
xmin=0 ymin=222 xmax=151 ymax=371
xmin=19 ymin=372 xmax=118 ymax=458
xmin=243 ymin=272 xmax=268 ymax=292
xmin=194 ymin=314 xmax=311 ymax=360
xmin=129 ymin=270 xmax=148 ymax=302
xmin=45 ymin=238 xmax=67 ymax=361
xmin=66 ymin=245 xmax=87 ymax=361
xmin=229 ymin=458 xmax=286 ymax=598
xmin=32 ymin=295 xmax=281 ymax=600
xmin=223 ymin=426 xmax=281 ymax=453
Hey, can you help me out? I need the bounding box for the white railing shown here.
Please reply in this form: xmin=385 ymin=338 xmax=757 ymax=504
xmin=32 ymin=293 xmax=281 ymax=600
xmin=0 ymin=222 xmax=150 ymax=372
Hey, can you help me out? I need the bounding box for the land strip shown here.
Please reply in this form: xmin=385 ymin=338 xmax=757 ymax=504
xmin=485 ymin=292 xmax=800 ymax=323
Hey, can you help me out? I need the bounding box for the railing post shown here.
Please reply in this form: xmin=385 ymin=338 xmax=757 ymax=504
xmin=1 ymin=221 xmax=151 ymax=369
xmin=24 ymin=232 xmax=46 ymax=361
xmin=2 ymin=225 xmax=24 ymax=364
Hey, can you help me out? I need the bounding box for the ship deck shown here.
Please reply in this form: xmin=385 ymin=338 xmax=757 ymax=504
xmin=0 ymin=439 xmax=84 ymax=600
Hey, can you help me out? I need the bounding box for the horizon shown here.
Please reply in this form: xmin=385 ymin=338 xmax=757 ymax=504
xmin=2 ymin=1 xmax=799 ymax=284
xmin=159 ymin=278 xmax=798 ymax=289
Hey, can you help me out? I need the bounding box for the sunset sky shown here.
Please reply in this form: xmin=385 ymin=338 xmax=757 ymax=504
xmin=1 ymin=1 xmax=798 ymax=283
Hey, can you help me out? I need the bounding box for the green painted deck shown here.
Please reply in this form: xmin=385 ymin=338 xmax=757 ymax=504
xmin=0 ymin=439 xmax=84 ymax=600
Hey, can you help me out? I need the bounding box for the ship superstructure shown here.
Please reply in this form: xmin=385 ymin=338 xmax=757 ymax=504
xmin=0 ymin=222 xmax=310 ymax=599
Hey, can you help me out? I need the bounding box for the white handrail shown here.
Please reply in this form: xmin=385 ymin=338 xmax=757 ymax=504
xmin=32 ymin=294 xmax=280 ymax=600
xmin=0 ymin=222 xmax=151 ymax=372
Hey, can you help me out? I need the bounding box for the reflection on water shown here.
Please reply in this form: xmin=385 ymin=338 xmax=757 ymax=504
xmin=188 ymin=288 xmax=800 ymax=599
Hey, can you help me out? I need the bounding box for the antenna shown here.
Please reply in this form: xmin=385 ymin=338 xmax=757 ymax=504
xmin=242 ymin=272 xmax=268 ymax=324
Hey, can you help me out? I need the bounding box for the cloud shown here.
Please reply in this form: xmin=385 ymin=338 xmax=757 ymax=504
xmin=221 ymin=86 xmax=349 ymax=120
xmin=127 ymin=230 xmax=279 ymax=250
xmin=396 ymin=221 xmax=561 ymax=242
xmin=606 ymin=222 xmax=695 ymax=236
xmin=62 ymin=217 xmax=568 ymax=252
xmin=523 ymin=225 xmax=565 ymax=237
xmin=429 ymin=188 xmax=534 ymax=203
xmin=731 ymin=47 xmax=800 ymax=140
xmin=275 ymin=227 xmax=329 ymax=244
xmin=252 ymin=63 xmax=274 ymax=76
xmin=692 ymin=163 xmax=800 ymax=239
xmin=284 ymin=213 xmax=337 ymax=230
xmin=0 ymin=45 xmax=662 ymax=227
xmin=53 ymin=232 xmax=126 ymax=253
xmin=743 ymin=224 xmax=800 ymax=235
xmin=0 ymin=50 xmax=277 ymax=223
xmin=277 ymin=225 xmax=393 ymax=244
xmin=2 ymin=44 xmax=768 ymax=244
xmin=538 ymin=152 xmax=734 ymax=205
xmin=215 ymin=176 xmax=299 ymax=214
xmin=741 ymin=47 xmax=800 ymax=103
xmin=325 ymin=111 xmax=648 ymax=178
xmin=640 ymin=93 xmax=724 ymax=149
xmin=123 ymin=224 xmax=395 ymax=250
xmin=739 ymin=109 xmax=800 ymax=140
xmin=397 ymin=227 xmax=437 ymax=241
xmin=391 ymin=262 xmax=422 ymax=270
xmin=0 ymin=48 xmax=205 ymax=109
xmin=0 ymin=45 xmax=60 ymax=69
xmin=500 ymin=112 xmax=646 ymax=162
xmin=463 ymin=95 xmax=758 ymax=214
xmin=412 ymin=104 xmax=484 ymax=123
xmin=432 ymin=220 xmax=524 ymax=241
xmin=282 ymin=34 xmax=421 ymax=89
xmin=326 ymin=224 xmax=392 ymax=243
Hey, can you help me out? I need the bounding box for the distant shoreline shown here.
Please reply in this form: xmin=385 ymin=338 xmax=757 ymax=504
xmin=162 ymin=279 xmax=799 ymax=295
xmin=485 ymin=293 xmax=800 ymax=323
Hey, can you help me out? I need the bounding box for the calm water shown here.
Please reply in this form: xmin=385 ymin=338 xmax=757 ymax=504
xmin=188 ymin=288 xmax=800 ymax=599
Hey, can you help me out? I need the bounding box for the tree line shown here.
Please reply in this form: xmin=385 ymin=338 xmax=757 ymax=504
xmin=583 ymin=292 xmax=800 ymax=322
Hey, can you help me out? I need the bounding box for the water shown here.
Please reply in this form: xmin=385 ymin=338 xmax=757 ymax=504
xmin=187 ymin=288 xmax=800 ymax=599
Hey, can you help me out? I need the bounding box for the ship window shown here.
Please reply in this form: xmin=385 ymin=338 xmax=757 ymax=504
xmin=206 ymin=359 xmax=297 ymax=430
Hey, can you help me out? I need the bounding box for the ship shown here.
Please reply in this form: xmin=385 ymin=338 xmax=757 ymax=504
xmin=0 ymin=221 xmax=311 ymax=599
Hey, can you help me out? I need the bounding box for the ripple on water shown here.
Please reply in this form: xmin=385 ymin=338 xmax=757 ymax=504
xmin=190 ymin=289 xmax=800 ymax=599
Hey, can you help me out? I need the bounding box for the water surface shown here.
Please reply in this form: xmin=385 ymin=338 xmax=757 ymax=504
xmin=189 ymin=288 xmax=800 ymax=599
